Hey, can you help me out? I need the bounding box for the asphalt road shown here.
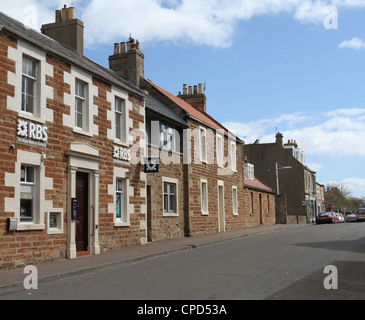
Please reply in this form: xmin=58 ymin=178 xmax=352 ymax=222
xmin=1 ymin=222 xmax=364 ymax=301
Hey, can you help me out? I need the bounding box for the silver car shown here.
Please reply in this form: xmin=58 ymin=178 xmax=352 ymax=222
xmin=345 ymin=213 xmax=357 ymax=222
xmin=356 ymin=208 xmax=365 ymax=222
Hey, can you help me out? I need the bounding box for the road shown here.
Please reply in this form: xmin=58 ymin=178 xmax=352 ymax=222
xmin=1 ymin=222 xmax=364 ymax=300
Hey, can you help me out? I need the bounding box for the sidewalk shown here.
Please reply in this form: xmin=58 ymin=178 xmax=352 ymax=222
xmin=0 ymin=224 xmax=300 ymax=292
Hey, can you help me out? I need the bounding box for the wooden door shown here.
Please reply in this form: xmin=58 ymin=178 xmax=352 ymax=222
xmin=76 ymin=172 xmax=89 ymax=252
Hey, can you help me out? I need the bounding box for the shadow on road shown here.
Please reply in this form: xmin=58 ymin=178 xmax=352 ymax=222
xmin=267 ymin=260 xmax=365 ymax=300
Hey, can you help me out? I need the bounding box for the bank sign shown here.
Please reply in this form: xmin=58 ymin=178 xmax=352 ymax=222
xmin=16 ymin=119 xmax=48 ymax=148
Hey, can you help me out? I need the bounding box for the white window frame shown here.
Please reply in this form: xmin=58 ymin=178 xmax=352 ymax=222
xmin=232 ymin=186 xmax=238 ymax=216
xmin=201 ymin=179 xmax=209 ymax=215
xmin=216 ymin=133 xmax=224 ymax=167
xmin=162 ymin=177 xmax=179 ymax=217
xmin=110 ymin=168 xmax=131 ymax=227
xmin=160 ymin=123 xmax=177 ymax=152
xmin=7 ymin=40 xmax=54 ymax=124
xmin=47 ymin=209 xmax=64 ymax=235
xmin=230 ymin=141 xmax=237 ymax=172
xmin=21 ymin=56 xmax=38 ymax=116
xmin=199 ymin=126 xmax=207 ymax=163
xmin=20 ymin=165 xmax=37 ymax=223
xmin=4 ymin=151 xmax=56 ymax=231
xmin=245 ymin=164 xmax=255 ymax=180
xmin=115 ymin=96 xmax=126 ymax=143
xmin=63 ymin=66 xmax=98 ymax=137
xmin=75 ymin=78 xmax=88 ymax=131
xmin=116 ymin=178 xmax=127 ymax=223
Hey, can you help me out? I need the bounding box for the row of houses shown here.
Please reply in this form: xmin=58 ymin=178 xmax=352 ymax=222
xmin=0 ymin=6 xmax=326 ymax=270
xmin=0 ymin=7 xmax=278 ymax=269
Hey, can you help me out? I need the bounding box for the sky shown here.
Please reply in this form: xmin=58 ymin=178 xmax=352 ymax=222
xmin=1 ymin=0 xmax=365 ymax=198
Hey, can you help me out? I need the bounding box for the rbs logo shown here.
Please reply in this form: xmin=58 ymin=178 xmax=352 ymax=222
xmin=17 ymin=119 xmax=48 ymax=142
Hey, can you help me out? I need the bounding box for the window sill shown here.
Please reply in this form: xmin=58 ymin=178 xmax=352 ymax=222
xmin=17 ymin=223 xmax=45 ymax=231
xmin=73 ymin=127 xmax=93 ymax=138
xmin=201 ymin=211 xmax=209 ymax=216
xmin=163 ymin=212 xmax=179 ymax=217
xmin=113 ymin=139 xmax=129 ymax=148
xmin=18 ymin=112 xmax=46 ymax=124
xmin=114 ymin=221 xmax=130 ymax=227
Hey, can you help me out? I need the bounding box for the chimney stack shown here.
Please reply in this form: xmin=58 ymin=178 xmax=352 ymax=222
xmin=178 ymin=83 xmax=207 ymax=113
xmin=276 ymin=132 xmax=283 ymax=146
xmin=41 ymin=5 xmax=84 ymax=55
xmin=109 ymin=36 xmax=144 ymax=87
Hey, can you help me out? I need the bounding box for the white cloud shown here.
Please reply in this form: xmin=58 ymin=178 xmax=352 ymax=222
xmin=339 ymin=37 xmax=365 ymax=50
xmin=224 ymin=108 xmax=365 ymax=157
xmin=2 ymin=0 xmax=365 ymax=48
xmin=80 ymin=0 xmax=348 ymax=48
xmin=324 ymin=177 xmax=365 ymax=199
xmin=342 ymin=177 xmax=365 ymax=198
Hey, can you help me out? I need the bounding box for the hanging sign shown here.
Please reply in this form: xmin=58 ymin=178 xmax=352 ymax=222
xmin=141 ymin=156 xmax=159 ymax=173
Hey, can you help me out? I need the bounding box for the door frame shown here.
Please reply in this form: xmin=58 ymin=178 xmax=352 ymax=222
xmin=217 ymin=180 xmax=225 ymax=233
xmin=75 ymin=171 xmax=90 ymax=253
xmin=66 ymin=143 xmax=102 ymax=259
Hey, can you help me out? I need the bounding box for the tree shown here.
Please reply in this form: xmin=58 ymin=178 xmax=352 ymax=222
xmin=324 ymin=182 xmax=351 ymax=213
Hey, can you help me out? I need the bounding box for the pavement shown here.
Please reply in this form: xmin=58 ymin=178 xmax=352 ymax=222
xmin=0 ymin=224 xmax=300 ymax=293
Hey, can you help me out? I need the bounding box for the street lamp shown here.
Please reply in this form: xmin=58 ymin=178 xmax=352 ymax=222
xmin=275 ymin=162 xmax=292 ymax=195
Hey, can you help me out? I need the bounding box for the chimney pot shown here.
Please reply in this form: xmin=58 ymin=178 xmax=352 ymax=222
xmin=62 ymin=5 xmax=68 ymax=21
xmin=67 ymin=7 xmax=75 ymax=20
xmin=114 ymin=43 xmax=120 ymax=55
xmin=120 ymin=42 xmax=126 ymax=53
xmin=56 ymin=10 xmax=62 ymax=23
xmin=188 ymin=86 xmax=192 ymax=95
xmin=194 ymin=85 xmax=198 ymax=94
xmin=198 ymin=83 xmax=203 ymax=94
xmin=183 ymin=84 xmax=187 ymax=95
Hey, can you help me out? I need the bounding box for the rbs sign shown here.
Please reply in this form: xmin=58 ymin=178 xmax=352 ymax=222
xmin=17 ymin=119 xmax=48 ymax=142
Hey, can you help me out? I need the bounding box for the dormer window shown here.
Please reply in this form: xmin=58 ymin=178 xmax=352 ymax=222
xmin=245 ymin=163 xmax=255 ymax=180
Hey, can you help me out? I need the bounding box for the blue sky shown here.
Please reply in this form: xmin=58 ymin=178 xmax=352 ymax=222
xmin=1 ymin=0 xmax=365 ymax=198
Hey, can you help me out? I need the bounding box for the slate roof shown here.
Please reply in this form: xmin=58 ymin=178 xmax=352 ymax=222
xmin=145 ymin=93 xmax=188 ymax=128
xmin=146 ymin=79 xmax=240 ymax=140
xmin=0 ymin=11 xmax=145 ymax=99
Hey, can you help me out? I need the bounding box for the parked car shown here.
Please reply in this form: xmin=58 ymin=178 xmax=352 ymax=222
xmin=335 ymin=212 xmax=345 ymax=223
xmin=316 ymin=212 xmax=336 ymax=224
xmin=356 ymin=208 xmax=365 ymax=222
xmin=345 ymin=213 xmax=358 ymax=222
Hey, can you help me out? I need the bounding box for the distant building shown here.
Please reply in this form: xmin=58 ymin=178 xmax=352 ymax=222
xmin=316 ymin=183 xmax=325 ymax=215
xmin=243 ymin=133 xmax=317 ymax=224
xmin=243 ymin=159 xmax=276 ymax=227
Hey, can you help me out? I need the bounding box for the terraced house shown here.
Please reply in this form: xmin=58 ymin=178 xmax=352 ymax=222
xmin=108 ymin=34 xmax=276 ymax=241
xmin=0 ymin=7 xmax=276 ymax=270
xmin=0 ymin=7 xmax=147 ymax=269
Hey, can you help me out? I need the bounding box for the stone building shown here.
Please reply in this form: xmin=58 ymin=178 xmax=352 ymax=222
xmin=0 ymin=7 xmax=147 ymax=269
xmin=243 ymin=133 xmax=317 ymax=224
xmin=0 ymin=6 xmax=278 ymax=269
xmin=108 ymin=36 xmax=275 ymax=239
